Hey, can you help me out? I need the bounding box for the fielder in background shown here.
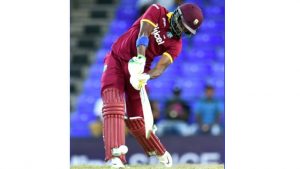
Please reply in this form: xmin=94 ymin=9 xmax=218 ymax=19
xmin=101 ymin=3 xmax=203 ymax=168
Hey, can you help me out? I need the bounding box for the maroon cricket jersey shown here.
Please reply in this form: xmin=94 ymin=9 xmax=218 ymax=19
xmin=111 ymin=4 xmax=182 ymax=69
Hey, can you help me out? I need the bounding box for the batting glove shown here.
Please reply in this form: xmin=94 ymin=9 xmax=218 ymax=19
xmin=130 ymin=73 xmax=150 ymax=90
xmin=128 ymin=55 xmax=146 ymax=76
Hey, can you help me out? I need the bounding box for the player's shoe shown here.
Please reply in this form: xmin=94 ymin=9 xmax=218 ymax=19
xmin=110 ymin=157 xmax=125 ymax=169
xmin=157 ymin=151 xmax=172 ymax=167
xmin=110 ymin=145 xmax=128 ymax=169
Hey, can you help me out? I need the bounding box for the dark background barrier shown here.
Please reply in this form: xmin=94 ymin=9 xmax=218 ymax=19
xmin=71 ymin=136 xmax=224 ymax=165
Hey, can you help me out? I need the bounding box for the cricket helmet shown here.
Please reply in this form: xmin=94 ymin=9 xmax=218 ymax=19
xmin=170 ymin=3 xmax=203 ymax=37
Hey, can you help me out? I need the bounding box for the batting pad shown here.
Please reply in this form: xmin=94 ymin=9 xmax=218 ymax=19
xmin=125 ymin=117 xmax=166 ymax=156
xmin=102 ymin=88 xmax=126 ymax=163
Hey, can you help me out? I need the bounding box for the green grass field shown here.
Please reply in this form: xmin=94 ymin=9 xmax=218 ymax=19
xmin=71 ymin=164 xmax=224 ymax=169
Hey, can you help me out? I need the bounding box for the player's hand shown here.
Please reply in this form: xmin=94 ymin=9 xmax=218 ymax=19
xmin=130 ymin=73 xmax=150 ymax=90
xmin=128 ymin=55 xmax=146 ymax=76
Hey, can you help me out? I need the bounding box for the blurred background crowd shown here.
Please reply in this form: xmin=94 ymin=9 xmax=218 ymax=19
xmin=70 ymin=0 xmax=224 ymax=139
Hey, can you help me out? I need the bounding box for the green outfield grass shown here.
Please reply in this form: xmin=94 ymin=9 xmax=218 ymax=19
xmin=71 ymin=164 xmax=224 ymax=169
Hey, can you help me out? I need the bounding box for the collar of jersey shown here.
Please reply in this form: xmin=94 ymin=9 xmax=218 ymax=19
xmin=167 ymin=12 xmax=173 ymax=23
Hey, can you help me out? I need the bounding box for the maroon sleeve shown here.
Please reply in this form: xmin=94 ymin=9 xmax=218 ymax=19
xmin=141 ymin=4 xmax=162 ymax=27
xmin=163 ymin=40 xmax=182 ymax=63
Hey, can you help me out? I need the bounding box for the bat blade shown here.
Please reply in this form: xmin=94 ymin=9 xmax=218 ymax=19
xmin=140 ymin=86 xmax=154 ymax=139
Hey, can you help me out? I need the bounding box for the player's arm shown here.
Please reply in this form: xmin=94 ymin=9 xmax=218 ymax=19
xmin=128 ymin=52 xmax=172 ymax=90
xmin=136 ymin=21 xmax=155 ymax=57
xmin=148 ymin=37 xmax=181 ymax=79
xmin=136 ymin=4 xmax=160 ymax=57
xmin=129 ymin=21 xmax=156 ymax=90
xmin=148 ymin=53 xmax=172 ymax=79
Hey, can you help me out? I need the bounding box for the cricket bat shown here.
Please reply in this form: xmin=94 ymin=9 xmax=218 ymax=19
xmin=140 ymin=86 xmax=154 ymax=139
xmin=128 ymin=55 xmax=154 ymax=139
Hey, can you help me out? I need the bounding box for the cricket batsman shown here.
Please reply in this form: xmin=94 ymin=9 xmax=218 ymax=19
xmin=101 ymin=3 xmax=203 ymax=168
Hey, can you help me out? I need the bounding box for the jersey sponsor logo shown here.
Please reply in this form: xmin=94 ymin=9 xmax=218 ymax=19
xmin=151 ymin=26 xmax=165 ymax=45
